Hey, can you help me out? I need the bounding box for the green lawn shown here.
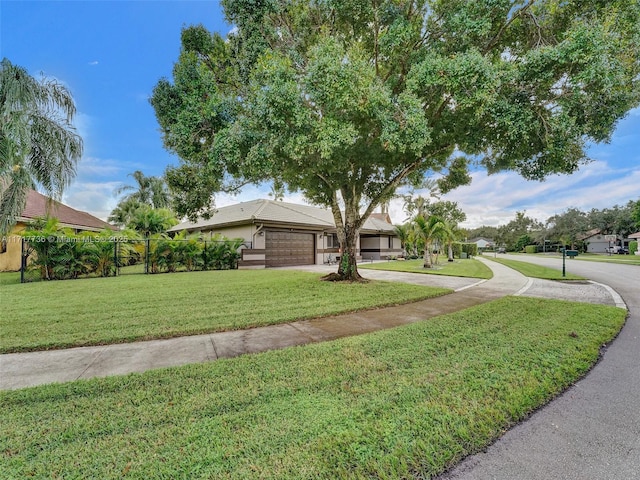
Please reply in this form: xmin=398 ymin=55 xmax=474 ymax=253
xmin=0 ymin=269 xmax=450 ymax=353
xmin=0 ymin=271 xmax=20 ymax=286
xmin=572 ymin=253 xmax=640 ymax=266
xmin=485 ymin=256 xmax=585 ymax=280
xmin=0 ymin=297 xmax=625 ymax=479
xmin=360 ymin=258 xmax=493 ymax=279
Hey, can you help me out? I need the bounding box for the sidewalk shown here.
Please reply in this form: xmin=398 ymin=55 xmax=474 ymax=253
xmin=0 ymin=258 xmax=618 ymax=390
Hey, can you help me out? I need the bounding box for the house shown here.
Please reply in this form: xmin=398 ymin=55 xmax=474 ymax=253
xmin=168 ymin=199 xmax=403 ymax=268
xmin=468 ymin=237 xmax=494 ymax=249
xmin=0 ymin=189 xmax=115 ymax=272
xmin=577 ymin=229 xmax=611 ymax=253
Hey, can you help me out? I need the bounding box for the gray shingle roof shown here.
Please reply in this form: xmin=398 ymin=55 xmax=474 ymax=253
xmin=169 ymin=199 xmax=395 ymax=234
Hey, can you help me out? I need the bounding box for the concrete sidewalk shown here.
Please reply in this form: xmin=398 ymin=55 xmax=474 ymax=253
xmin=0 ymin=258 xmax=620 ymax=390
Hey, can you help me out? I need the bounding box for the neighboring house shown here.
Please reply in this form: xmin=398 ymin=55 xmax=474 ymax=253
xmin=0 ymin=190 xmax=115 ymax=272
xmin=577 ymin=229 xmax=611 ymax=253
xmin=468 ymin=237 xmax=494 ymax=249
xmin=169 ymin=199 xmax=402 ymax=268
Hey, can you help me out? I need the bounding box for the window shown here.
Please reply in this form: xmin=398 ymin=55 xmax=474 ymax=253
xmin=326 ymin=234 xmax=339 ymax=248
xmin=0 ymin=238 xmax=7 ymax=254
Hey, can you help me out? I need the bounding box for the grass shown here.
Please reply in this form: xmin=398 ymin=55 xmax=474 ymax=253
xmin=0 ymin=269 xmax=450 ymax=353
xmin=572 ymin=253 xmax=640 ymax=266
xmin=0 ymin=297 xmax=625 ymax=479
xmin=485 ymin=256 xmax=585 ymax=280
xmin=360 ymin=258 xmax=493 ymax=279
xmin=0 ymin=271 xmax=20 ymax=285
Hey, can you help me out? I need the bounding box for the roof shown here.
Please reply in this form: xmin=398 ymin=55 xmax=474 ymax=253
xmin=577 ymin=228 xmax=602 ymax=241
xmin=18 ymin=190 xmax=115 ymax=231
xmin=629 ymin=231 xmax=640 ymax=239
xmin=468 ymin=237 xmax=494 ymax=243
xmin=170 ymin=199 xmax=396 ymax=234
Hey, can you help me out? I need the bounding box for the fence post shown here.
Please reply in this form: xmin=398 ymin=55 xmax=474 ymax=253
xmin=20 ymin=237 xmax=25 ymax=284
xmin=203 ymin=240 xmax=207 ymax=271
xmin=114 ymin=241 xmax=118 ymax=276
xmin=145 ymin=238 xmax=150 ymax=274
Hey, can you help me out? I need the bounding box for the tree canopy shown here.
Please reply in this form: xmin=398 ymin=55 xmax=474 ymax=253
xmin=151 ymin=1 xmax=640 ymax=280
xmin=0 ymin=58 xmax=83 ymax=233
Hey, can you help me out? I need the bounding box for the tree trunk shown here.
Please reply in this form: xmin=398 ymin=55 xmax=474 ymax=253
xmin=423 ymin=241 xmax=432 ymax=268
xmin=322 ymin=195 xmax=366 ymax=282
xmin=336 ymin=223 xmax=363 ymax=281
xmin=448 ymin=242 xmax=454 ymax=262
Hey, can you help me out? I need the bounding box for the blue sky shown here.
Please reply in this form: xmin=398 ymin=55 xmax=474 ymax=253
xmin=2 ymin=0 xmax=639 ymax=229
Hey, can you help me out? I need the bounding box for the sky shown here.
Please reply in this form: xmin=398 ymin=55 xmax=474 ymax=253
xmin=1 ymin=0 xmax=639 ymax=229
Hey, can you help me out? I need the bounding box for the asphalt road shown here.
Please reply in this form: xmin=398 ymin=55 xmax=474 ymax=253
xmin=440 ymin=254 xmax=640 ymax=480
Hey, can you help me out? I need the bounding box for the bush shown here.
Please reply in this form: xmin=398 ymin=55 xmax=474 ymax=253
xmin=452 ymin=242 xmax=478 ymax=258
xmin=630 ymin=241 xmax=638 ymax=255
xmin=524 ymin=245 xmax=537 ymax=254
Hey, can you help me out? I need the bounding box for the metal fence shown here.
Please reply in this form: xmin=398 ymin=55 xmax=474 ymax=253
xmin=20 ymin=237 xmax=244 ymax=283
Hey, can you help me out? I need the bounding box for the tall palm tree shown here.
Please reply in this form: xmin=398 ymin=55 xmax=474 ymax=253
xmin=0 ymin=58 xmax=83 ymax=233
xmin=414 ymin=214 xmax=445 ymax=268
xmin=115 ymin=170 xmax=171 ymax=210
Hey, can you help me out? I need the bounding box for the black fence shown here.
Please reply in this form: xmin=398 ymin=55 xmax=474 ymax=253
xmin=20 ymin=236 xmax=245 ymax=283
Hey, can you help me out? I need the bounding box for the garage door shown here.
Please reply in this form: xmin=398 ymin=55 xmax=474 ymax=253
xmin=265 ymin=231 xmax=315 ymax=267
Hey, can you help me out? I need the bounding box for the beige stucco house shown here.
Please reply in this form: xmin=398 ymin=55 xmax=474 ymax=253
xmin=0 ymin=190 xmax=115 ymax=272
xmin=169 ymin=199 xmax=402 ymax=268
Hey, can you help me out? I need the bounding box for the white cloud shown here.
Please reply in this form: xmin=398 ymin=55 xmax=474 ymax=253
xmin=62 ymin=181 xmax=121 ymax=221
xmin=88 ymin=60 xmax=99 ymax=66
xmin=417 ymin=161 xmax=640 ymax=229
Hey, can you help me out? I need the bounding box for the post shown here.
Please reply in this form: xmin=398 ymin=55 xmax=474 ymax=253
xmin=20 ymin=237 xmax=25 ymax=284
xmin=114 ymin=241 xmax=118 ymax=276
xmin=562 ymin=247 xmax=566 ymax=277
xmin=145 ymin=238 xmax=150 ymax=274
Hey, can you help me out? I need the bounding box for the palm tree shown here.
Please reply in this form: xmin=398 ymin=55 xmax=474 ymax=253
xmin=440 ymin=220 xmax=461 ymax=262
xmin=107 ymin=197 xmax=143 ymax=227
xmin=0 ymin=58 xmax=83 ymax=233
xmin=115 ymin=170 xmax=171 ymax=210
xmin=414 ymin=214 xmax=445 ymax=268
xmin=393 ymin=224 xmax=411 ymax=257
xmin=127 ymin=206 xmax=177 ymax=238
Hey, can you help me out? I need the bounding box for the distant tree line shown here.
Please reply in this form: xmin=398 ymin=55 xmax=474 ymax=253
xmin=465 ymin=199 xmax=640 ymax=252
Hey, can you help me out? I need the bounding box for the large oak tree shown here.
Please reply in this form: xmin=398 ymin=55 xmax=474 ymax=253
xmin=151 ymin=0 xmax=640 ymax=280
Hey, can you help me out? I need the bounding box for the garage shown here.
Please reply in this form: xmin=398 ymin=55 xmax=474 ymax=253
xmin=265 ymin=230 xmax=315 ymax=267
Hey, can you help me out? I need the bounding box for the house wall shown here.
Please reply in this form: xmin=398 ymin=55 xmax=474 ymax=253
xmin=0 ymin=223 xmax=26 ymax=272
xmin=360 ymin=235 xmax=403 ymax=260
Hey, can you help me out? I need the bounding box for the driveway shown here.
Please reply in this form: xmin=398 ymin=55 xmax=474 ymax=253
xmin=440 ymin=254 xmax=640 ymax=480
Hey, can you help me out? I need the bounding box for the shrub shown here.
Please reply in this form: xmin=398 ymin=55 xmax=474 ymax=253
xmin=524 ymin=245 xmax=537 ymax=254
xmin=630 ymin=241 xmax=638 ymax=255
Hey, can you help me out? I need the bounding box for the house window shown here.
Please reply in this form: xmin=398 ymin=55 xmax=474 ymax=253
xmin=388 ymin=236 xmax=393 ymax=249
xmin=0 ymin=238 xmax=6 ymax=254
xmin=326 ymin=234 xmax=339 ymax=248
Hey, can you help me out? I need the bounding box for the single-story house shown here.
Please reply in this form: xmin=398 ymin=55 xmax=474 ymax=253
xmin=468 ymin=237 xmax=494 ymax=249
xmin=578 ymin=229 xmax=613 ymax=253
xmin=168 ymin=199 xmax=403 ymax=268
xmin=0 ymin=189 xmax=115 ymax=272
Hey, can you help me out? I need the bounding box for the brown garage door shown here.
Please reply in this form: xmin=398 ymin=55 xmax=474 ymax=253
xmin=265 ymin=231 xmax=315 ymax=267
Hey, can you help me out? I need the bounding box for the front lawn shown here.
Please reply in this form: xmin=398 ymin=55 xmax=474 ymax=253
xmin=0 ymin=297 xmax=625 ymax=479
xmin=486 ymin=256 xmax=585 ymax=280
xmin=360 ymin=258 xmax=493 ymax=279
xmin=0 ymin=269 xmax=450 ymax=353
